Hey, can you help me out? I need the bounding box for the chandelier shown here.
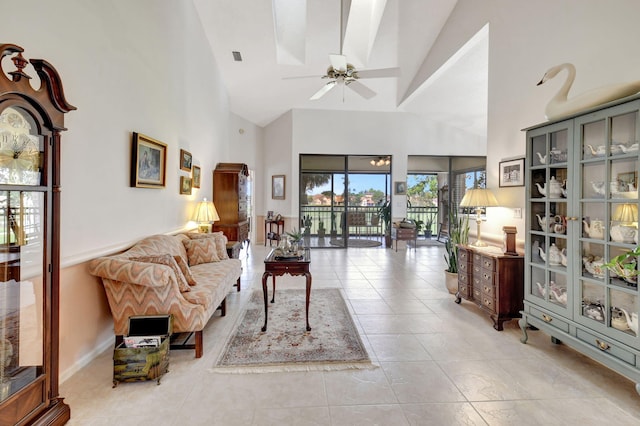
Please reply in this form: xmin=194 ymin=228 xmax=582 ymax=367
xmin=370 ymin=156 xmax=391 ymax=166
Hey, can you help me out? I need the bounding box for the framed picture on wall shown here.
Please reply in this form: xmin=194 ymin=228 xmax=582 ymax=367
xmin=180 ymin=149 xmax=192 ymax=172
xmin=499 ymin=158 xmax=525 ymax=187
xmin=192 ymin=165 xmax=201 ymax=188
xmin=180 ymin=176 xmax=192 ymax=195
xmin=272 ymin=175 xmax=285 ymax=200
xmin=130 ymin=132 xmax=167 ymax=188
xmin=394 ymin=181 xmax=407 ymax=195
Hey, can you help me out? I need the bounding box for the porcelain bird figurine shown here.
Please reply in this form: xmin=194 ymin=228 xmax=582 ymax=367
xmin=537 ymin=63 xmax=640 ymax=120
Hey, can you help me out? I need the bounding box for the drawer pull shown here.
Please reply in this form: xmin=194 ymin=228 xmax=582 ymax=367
xmin=595 ymin=339 xmax=610 ymax=351
xmin=483 ymin=286 xmax=489 ymax=292
xmin=483 ymin=273 xmax=489 ymax=280
xmin=542 ymin=314 xmax=552 ymax=323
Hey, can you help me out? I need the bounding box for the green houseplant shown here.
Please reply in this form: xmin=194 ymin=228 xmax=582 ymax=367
xmin=444 ymin=208 xmax=469 ymax=294
xmin=604 ymin=246 xmax=640 ymax=283
xmin=377 ymin=201 xmax=392 ymax=247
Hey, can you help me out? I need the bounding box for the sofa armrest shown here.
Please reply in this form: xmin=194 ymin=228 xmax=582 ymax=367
xmin=88 ymin=257 xmax=173 ymax=288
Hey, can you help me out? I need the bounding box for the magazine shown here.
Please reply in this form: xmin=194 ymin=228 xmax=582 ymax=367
xmin=123 ymin=336 xmax=162 ymax=348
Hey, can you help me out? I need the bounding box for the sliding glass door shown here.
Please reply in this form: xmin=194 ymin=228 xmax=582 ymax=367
xmin=300 ymin=155 xmax=391 ymax=248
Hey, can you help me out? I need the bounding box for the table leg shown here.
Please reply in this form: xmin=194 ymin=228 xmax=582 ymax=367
xmin=261 ymin=272 xmax=270 ymax=332
xmin=271 ymin=275 xmax=276 ymax=303
xmin=305 ymin=272 xmax=312 ymax=331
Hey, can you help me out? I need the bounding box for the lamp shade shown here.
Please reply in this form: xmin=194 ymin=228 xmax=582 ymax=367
xmin=192 ymin=198 xmax=220 ymax=223
xmin=459 ymin=188 xmax=499 ymax=208
xmin=613 ymin=203 xmax=638 ymax=223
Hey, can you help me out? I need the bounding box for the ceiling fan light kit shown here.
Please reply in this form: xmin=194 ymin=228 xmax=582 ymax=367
xmin=370 ymin=156 xmax=390 ymax=166
xmin=304 ymin=53 xmax=398 ymax=101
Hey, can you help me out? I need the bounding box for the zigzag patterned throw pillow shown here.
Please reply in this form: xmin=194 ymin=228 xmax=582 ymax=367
xmin=130 ymin=254 xmax=191 ymax=292
xmin=184 ymin=238 xmax=221 ymax=266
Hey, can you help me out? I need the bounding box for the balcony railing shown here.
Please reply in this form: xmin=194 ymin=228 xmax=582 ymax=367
xmin=406 ymin=206 xmax=438 ymax=237
xmin=298 ymin=205 xmax=439 ymax=238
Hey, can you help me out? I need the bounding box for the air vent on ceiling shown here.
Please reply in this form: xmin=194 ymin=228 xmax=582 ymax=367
xmin=232 ymin=51 xmax=243 ymax=62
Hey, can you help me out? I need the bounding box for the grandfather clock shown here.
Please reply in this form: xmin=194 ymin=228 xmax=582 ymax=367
xmin=0 ymin=45 xmax=75 ymax=425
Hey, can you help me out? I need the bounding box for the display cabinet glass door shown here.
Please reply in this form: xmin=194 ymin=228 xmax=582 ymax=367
xmin=527 ymin=121 xmax=573 ymax=316
xmin=0 ymin=190 xmax=45 ymax=402
xmin=577 ymin=102 xmax=639 ymax=343
xmin=0 ymin=105 xmax=47 ymax=403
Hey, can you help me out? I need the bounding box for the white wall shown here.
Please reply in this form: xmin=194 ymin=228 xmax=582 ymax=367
xmin=263 ymin=111 xmax=294 ymax=217
xmin=3 ymin=0 xmax=232 ymax=262
xmin=260 ymin=108 xmax=486 ymax=221
xmin=261 ymin=0 xmax=640 ymax=243
xmin=450 ymin=0 xmax=640 ymax=240
xmin=228 ymin=113 xmax=263 ymax=241
xmin=3 ymin=0 xmax=235 ymax=378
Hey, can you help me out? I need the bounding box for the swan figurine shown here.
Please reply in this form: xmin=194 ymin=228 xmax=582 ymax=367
xmin=537 ymin=63 xmax=640 ymax=120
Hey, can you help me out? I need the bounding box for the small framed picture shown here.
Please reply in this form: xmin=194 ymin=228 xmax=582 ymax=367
xmin=180 ymin=149 xmax=192 ymax=172
xmin=618 ymin=171 xmax=637 ymax=191
xmin=192 ymin=165 xmax=201 ymax=188
xmin=180 ymin=176 xmax=192 ymax=195
xmin=499 ymin=158 xmax=525 ymax=187
xmin=130 ymin=132 xmax=167 ymax=189
xmin=272 ymin=175 xmax=285 ymax=200
xmin=394 ymin=181 xmax=406 ymax=195
xmin=267 ymin=210 xmax=274 ymax=220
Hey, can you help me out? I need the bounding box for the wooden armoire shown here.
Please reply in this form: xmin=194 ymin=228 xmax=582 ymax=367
xmin=212 ymin=163 xmax=249 ymax=244
xmin=0 ymin=44 xmax=75 ymax=425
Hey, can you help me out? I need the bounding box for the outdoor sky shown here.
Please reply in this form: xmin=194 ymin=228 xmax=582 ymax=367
xmin=309 ymin=174 xmax=390 ymax=195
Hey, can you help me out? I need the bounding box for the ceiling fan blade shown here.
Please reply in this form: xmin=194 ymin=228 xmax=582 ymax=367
xmin=346 ymin=80 xmax=376 ymax=99
xmin=282 ymin=74 xmax=324 ymax=80
xmin=355 ymin=67 xmax=400 ymax=79
xmin=310 ymin=81 xmax=337 ymax=100
xmin=329 ymin=54 xmax=347 ymax=72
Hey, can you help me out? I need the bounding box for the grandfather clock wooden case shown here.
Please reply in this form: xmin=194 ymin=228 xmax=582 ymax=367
xmin=0 ymin=45 xmax=75 ymax=425
xmin=212 ymin=163 xmax=249 ymax=243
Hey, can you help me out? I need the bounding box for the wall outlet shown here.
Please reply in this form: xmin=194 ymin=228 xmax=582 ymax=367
xmin=513 ymin=208 xmax=522 ymax=218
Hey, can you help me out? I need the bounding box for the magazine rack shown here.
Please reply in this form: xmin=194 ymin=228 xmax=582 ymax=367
xmin=113 ymin=315 xmax=172 ymax=387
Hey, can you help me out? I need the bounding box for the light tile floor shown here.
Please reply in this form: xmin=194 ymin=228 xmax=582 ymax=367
xmin=62 ymin=244 xmax=640 ymax=425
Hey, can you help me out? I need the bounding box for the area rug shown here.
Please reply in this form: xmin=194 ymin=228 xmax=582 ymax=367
xmin=329 ymin=238 xmax=382 ymax=248
xmin=211 ymin=288 xmax=374 ymax=373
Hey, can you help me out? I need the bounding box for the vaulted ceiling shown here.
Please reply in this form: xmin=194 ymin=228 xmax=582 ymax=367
xmin=193 ymin=0 xmax=488 ymax=138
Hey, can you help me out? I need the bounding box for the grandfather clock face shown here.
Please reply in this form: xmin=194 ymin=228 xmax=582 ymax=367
xmin=0 ymin=107 xmax=43 ymax=186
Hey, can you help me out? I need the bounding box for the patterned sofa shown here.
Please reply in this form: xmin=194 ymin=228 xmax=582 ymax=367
xmin=88 ymin=233 xmax=241 ymax=358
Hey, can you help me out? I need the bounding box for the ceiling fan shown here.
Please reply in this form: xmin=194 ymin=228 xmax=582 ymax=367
xmin=282 ymin=0 xmax=398 ymax=101
xmin=298 ymin=54 xmax=398 ymax=100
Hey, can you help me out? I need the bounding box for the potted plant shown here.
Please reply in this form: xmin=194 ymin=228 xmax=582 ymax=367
xmin=330 ymin=212 xmax=338 ymax=241
xmin=318 ymin=220 xmax=326 ymax=238
xmin=286 ymin=227 xmax=303 ymax=251
xmin=444 ymin=208 xmax=469 ymax=294
xmin=604 ymin=246 xmax=640 ymax=284
xmin=424 ymin=217 xmax=434 ymax=238
xmin=377 ymin=200 xmax=392 ymax=247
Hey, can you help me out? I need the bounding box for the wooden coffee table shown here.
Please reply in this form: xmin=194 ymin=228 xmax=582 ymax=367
xmin=261 ymin=248 xmax=312 ymax=332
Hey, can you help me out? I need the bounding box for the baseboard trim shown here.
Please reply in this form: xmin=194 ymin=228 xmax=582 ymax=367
xmin=60 ymin=334 xmax=113 ymax=384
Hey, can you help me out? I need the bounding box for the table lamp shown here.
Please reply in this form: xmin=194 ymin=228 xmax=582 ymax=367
xmin=192 ymin=198 xmax=220 ymax=233
xmin=612 ymin=203 xmax=638 ymax=225
xmin=459 ymin=188 xmax=499 ymax=247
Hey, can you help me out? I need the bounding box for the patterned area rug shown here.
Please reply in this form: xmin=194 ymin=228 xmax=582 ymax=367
xmin=211 ymin=288 xmax=374 ymax=373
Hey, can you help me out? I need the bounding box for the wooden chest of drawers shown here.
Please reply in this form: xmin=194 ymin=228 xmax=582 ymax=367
xmin=456 ymin=245 xmax=524 ymax=330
